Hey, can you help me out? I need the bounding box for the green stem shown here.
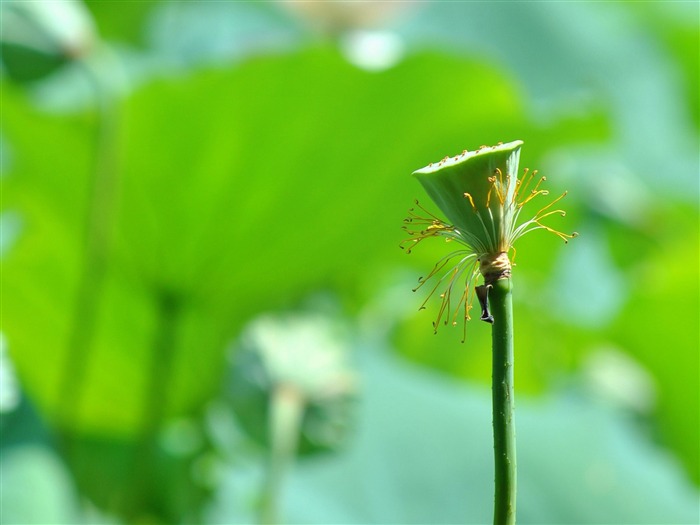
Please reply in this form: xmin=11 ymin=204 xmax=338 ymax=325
xmin=59 ymin=50 xmax=120 ymax=448
xmin=259 ymin=384 xmax=304 ymax=525
xmin=127 ymin=290 xmax=181 ymax=522
xmin=490 ymin=277 xmax=516 ymax=525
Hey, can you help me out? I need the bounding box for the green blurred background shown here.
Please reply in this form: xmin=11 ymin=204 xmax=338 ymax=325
xmin=1 ymin=1 xmax=698 ymax=524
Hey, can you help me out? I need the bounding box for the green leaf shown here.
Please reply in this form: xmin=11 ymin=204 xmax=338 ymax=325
xmin=2 ymin=48 xmax=526 ymax=437
xmin=609 ymin=217 xmax=700 ymax=484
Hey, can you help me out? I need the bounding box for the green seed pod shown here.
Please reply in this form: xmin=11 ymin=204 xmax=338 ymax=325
xmin=413 ymin=141 xmax=523 ymax=254
xmin=402 ymin=140 xmax=577 ymax=339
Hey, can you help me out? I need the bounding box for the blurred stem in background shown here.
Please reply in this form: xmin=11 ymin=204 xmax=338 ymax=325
xmin=260 ymin=383 xmax=305 ymax=525
xmin=127 ymin=291 xmax=182 ymax=523
xmin=228 ymin=313 xmax=357 ymax=524
xmin=0 ymin=0 xmax=122 ymax=452
xmin=59 ymin=47 xmax=121 ymax=452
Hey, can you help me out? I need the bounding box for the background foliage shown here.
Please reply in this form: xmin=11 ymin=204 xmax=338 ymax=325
xmin=1 ymin=1 xmax=698 ymax=524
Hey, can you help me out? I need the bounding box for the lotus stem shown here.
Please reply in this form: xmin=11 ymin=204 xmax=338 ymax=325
xmin=489 ymin=276 xmax=516 ymax=525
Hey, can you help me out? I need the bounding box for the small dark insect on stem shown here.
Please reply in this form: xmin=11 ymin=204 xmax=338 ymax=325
xmin=475 ymin=284 xmax=494 ymax=324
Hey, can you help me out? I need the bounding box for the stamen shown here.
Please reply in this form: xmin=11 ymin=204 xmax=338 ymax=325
xmin=532 ymin=190 xmax=568 ymax=218
xmin=533 ymin=221 xmax=578 ymax=243
xmin=488 ymin=173 xmax=506 ymax=206
xmin=413 ymin=199 xmax=443 ymax=221
xmin=419 ymin=273 xmax=450 ymax=313
xmin=412 ymin=250 xmax=479 ymax=336
xmin=495 ymin=183 xmax=506 ymax=206
xmin=486 ymin=183 xmax=493 ymax=208
xmin=452 ymin=286 xmax=468 ymax=327
xmin=511 ymin=178 xmax=522 ymax=205
xmin=464 ymin=192 xmax=477 ymax=211
xmin=536 ymin=209 xmax=567 ymax=221
xmin=518 ymin=189 xmax=549 ymax=208
xmin=400 ymin=214 xmax=455 ymax=253
xmin=412 ymin=250 xmax=469 ymax=291
xmin=433 ymin=278 xmax=454 ymax=331
xmin=451 ymin=259 xmax=479 ymax=326
xmin=434 ymin=261 xmax=475 ymax=329
xmin=517 ymin=168 xmax=536 ymax=201
xmin=399 ymin=238 xmax=420 ymax=254
xmin=531 ymin=175 xmax=546 ymax=194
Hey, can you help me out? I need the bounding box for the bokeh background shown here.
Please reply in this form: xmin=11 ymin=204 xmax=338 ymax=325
xmin=1 ymin=1 xmax=699 ymax=524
